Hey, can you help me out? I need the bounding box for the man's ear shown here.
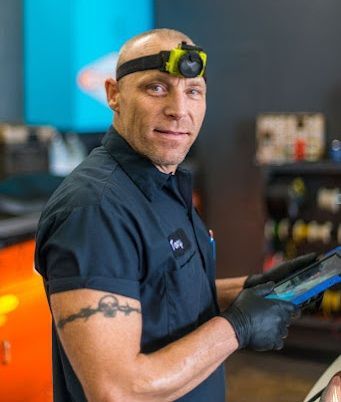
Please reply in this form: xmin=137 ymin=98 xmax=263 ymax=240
xmin=105 ymin=78 xmax=120 ymax=112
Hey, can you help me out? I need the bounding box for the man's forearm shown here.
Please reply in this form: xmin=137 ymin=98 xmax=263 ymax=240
xmin=130 ymin=317 xmax=238 ymax=401
xmin=52 ymin=285 xmax=293 ymax=402
xmin=52 ymin=290 xmax=238 ymax=402
xmin=215 ymin=276 xmax=247 ymax=310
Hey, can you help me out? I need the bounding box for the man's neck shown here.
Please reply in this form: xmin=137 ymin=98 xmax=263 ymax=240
xmin=153 ymin=164 xmax=177 ymax=175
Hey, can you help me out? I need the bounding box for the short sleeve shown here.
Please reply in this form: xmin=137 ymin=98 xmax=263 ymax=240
xmin=35 ymin=204 xmax=142 ymax=300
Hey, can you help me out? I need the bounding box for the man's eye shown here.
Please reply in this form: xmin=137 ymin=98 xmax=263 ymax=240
xmin=187 ymin=88 xmax=202 ymax=96
xmin=147 ymin=84 xmax=166 ymax=94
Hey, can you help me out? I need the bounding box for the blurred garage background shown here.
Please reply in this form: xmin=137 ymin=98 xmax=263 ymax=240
xmin=0 ymin=0 xmax=340 ymax=401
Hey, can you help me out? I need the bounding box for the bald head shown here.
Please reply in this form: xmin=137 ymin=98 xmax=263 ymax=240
xmin=105 ymin=28 xmax=206 ymax=174
xmin=116 ymin=28 xmax=194 ymax=74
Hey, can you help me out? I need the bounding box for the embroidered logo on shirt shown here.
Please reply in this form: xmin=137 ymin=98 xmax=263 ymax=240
xmin=168 ymin=229 xmax=191 ymax=257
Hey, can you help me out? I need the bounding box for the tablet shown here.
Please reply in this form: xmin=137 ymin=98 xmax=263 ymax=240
xmin=266 ymin=247 xmax=341 ymax=306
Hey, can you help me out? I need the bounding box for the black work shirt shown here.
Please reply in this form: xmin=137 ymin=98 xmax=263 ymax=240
xmin=35 ymin=126 xmax=225 ymax=402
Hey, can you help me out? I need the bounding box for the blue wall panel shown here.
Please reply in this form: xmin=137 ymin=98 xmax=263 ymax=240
xmin=24 ymin=0 xmax=154 ymax=132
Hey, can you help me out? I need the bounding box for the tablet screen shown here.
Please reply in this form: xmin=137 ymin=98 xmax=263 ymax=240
xmin=268 ymin=252 xmax=341 ymax=305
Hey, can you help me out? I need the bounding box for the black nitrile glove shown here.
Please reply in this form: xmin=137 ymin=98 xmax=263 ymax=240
xmin=221 ymin=282 xmax=297 ymax=351
xmin=244 ymin=253 xmax=317 ymax=288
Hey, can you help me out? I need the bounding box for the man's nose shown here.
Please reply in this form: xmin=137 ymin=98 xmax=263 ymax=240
xmin=163 ymin=90 xmax=187 ymax=120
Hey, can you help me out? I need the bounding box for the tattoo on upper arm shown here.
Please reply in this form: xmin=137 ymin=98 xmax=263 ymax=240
xmin=57 ymin=295 xmax=141 ymax=330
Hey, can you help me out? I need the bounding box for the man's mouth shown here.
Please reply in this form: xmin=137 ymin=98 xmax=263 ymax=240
xmin=154 ymin=129 xmax=189 ymax=136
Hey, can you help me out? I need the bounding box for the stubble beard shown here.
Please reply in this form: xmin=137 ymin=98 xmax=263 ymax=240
xmin=120 ymin=123 xmax=195 ymax=168
xmin=138 ymin=138 xmax=192 ymax=169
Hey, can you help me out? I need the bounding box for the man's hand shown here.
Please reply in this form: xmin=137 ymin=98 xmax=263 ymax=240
xmin=220 ymin=282 xmax=297 ymax=351
xmin=244 ymin=253 xmax=317 ymax=288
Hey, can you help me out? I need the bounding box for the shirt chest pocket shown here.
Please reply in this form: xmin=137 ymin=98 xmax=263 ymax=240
xmin=165 ymin=250 xmax=202 ymax=340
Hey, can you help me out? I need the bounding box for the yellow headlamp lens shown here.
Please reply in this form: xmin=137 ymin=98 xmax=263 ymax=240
xmin=165 ymin=44 xmax=207 ymax=78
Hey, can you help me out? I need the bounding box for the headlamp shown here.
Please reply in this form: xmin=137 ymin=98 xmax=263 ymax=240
xmin=116 ymin=41 xmax=207 ymax=81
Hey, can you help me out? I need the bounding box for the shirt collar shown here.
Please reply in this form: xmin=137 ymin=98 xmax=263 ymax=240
xmin=102 ymin=125 xmax=192 ymax=201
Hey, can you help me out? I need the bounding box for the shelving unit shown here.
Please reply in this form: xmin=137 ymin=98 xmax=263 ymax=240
xmin=261 ymin=161 xmax=341 ymax=354
xmin=262 ymin=161 xmax=341 ymax=255
xmin=263 ymin=161 xmax=341 ymax=176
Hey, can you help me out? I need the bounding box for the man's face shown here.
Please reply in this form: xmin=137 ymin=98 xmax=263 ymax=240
xmin=108 ymin=38 xmax=207 ymax=173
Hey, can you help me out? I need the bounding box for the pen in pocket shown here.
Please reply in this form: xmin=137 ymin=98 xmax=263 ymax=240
xmin=209 ymin=229 xmax=216 ymax=261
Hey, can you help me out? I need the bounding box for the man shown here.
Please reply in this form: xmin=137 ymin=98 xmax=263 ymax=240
xmin=35 ymin=28 xmax=315 ymax=401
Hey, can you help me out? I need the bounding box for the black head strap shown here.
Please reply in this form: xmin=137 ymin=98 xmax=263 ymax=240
xmin=116 ymin=51 xmax=170 ymax=81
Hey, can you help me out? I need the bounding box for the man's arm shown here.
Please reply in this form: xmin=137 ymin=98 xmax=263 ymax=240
xmin=51 ymin=289 xmax=238 ymax=402
xmin=215 ymin=276 xmax=247 ymax=310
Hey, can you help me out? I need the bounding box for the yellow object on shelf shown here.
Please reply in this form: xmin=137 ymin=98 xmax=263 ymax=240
xmin=322 ymin=290 xmax=341 ymax=314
